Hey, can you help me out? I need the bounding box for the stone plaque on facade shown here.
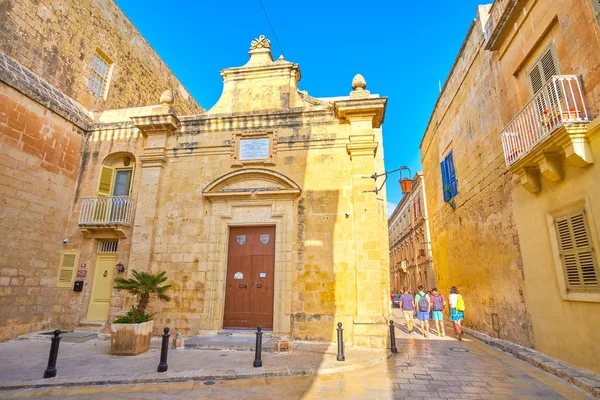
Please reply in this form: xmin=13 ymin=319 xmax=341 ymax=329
xmin=239 ymin=138 xmax=269 ymax=160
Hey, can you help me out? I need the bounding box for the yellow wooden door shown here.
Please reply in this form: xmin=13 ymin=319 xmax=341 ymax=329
xmin=87 ymin=254 xmax=116 ymax=321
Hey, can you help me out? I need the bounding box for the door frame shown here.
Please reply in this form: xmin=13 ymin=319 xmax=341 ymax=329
xmin=201 ymin=201 xmax=294 ymax=335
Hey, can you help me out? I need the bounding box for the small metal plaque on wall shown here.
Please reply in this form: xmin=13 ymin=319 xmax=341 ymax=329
xmin=77 ymin=270 xmax=87 ymax=278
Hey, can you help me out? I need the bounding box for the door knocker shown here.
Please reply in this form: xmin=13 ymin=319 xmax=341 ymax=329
xmin=103 ymin=270 xmax=108 ymax=277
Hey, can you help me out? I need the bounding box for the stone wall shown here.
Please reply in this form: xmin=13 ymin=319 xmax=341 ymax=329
xmin=0 ymin=0 xmax=201 ymax=114
xmin=420 ymin=13 xmax=534 ymax=347
xmin=0 ymin=81 xmax=85 ymax=340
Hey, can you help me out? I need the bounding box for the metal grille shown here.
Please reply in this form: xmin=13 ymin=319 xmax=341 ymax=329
xmin=99 ymin=239 xmax=118 ymax=253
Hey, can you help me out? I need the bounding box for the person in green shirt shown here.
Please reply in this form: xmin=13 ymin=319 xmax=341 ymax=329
xmin=414 ymin=285 xmax=431 ymax=338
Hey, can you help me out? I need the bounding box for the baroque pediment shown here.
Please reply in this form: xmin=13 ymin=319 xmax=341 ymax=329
xmin=202 ymin=168 xmax=301 ymax=200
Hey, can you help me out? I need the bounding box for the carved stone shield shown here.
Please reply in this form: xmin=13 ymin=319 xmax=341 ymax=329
xmin=260 ymin=234 xmax=270 ymax=245
xmin=237 ymin=235 xmax=246 ymax=245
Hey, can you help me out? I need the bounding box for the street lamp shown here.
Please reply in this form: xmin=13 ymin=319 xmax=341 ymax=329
xmin=363 ymin=165 xmax=412 ymax=195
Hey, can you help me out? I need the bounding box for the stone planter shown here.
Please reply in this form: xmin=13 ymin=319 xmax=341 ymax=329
xmin=110 ymin=320 xmax=153 ymax=355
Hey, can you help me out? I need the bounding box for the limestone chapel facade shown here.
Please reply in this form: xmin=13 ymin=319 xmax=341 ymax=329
xmin=3 ymin=35 xmax=391 ymax=348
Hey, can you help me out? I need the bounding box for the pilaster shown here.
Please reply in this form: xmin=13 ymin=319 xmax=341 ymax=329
xmin=335 ymin=77 xmax=389 ymax=348
xmin=128 ymin=93 xmax=179 ymax=274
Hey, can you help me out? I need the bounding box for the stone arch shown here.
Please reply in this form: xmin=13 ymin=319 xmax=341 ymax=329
xmin=203 ymin=168 xmax=301 ymax=200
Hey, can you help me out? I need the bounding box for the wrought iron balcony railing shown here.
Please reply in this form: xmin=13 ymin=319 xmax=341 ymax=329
xmin=78 ymin=196 xmax=134 ymax=226
xmin=501 ymin=75 xmax=589 ymax=166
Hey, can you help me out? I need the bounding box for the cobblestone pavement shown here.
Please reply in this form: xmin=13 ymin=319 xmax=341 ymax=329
xmin=1 ymin=312 xmax=595 ymax=399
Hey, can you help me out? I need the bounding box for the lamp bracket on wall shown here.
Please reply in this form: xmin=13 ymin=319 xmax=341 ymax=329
xmin=362 ymin=166 xmax=411 ymax=195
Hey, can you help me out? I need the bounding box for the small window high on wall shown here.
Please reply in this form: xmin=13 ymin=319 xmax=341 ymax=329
xmin=88 ymin=49 xmax=113 ymax=98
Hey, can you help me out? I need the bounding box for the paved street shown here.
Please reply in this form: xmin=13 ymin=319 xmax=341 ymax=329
xmin=0 ymin=311 xmax=595 ymax=399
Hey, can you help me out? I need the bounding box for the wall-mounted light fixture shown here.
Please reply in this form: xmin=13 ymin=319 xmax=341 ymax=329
xmin=116 ymin=262 xmax=125 ymax=273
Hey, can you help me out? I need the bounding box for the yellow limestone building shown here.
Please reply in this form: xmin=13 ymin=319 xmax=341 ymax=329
xmin=52 ymin=36 xmax=390 ymax=347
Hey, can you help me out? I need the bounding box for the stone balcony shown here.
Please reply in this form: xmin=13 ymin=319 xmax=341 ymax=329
xmin=78 ymin=196 xmax=134 ymax=238
xmin=500 ymin=75 xmax=594 ymax=193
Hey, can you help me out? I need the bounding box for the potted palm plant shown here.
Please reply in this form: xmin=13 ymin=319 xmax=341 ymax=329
xmin=110 ymin=270 xmax=171 ymax=355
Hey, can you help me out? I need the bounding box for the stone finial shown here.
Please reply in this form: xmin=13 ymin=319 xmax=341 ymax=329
xmin=352 ymin=74 xmax=367 ymax=91
xmin=250 ymin=35 xmax=271 ymax=50
xmin=160 ymin=89 xmax=173 ymax=105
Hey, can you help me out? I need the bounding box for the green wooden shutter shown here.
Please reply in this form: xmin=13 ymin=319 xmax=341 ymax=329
xmin=555 ymin=210 xmax=599 ymax=292
xmin=97 ymin=166 xmax=115 ymax=196
xmin=56 ymin=252 xmax=79 ymax=288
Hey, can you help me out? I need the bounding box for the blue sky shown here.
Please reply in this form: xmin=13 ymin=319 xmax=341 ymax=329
xmin=116 ymin=0 xmax=485 ymax=209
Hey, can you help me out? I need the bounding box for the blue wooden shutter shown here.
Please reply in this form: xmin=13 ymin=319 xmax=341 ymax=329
xmin=440 ymin=158 xmax=450 ymax=202
xmin=447 ymin=151 xmax=458 ymax=198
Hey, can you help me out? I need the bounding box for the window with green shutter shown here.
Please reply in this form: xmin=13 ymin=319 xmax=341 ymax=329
xmin=554 ymin=210 xmax=599 ymax=292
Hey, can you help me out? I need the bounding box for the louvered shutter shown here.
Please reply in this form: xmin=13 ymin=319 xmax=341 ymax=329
xmin=528 ymin=64 xmax=544 ymax=94
xmin=555 ymin=210 xmax=599 ymax=291
xmin=440 ymin=158 xmax=450 ymax=202
xmin=447 ymin=151 xmax=458 ymax=198
xmin=56 ymin=252 xmax=79 ymax=288
xmin=97 ymin=166 xmax=114 ymax=196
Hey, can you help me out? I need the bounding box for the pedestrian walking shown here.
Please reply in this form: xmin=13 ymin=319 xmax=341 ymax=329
xmin=414 ymin=285 xmax=431 ymax=338
xmin=399 ymin=287 xmax=415 ymax=335
xmin=430 ymin=288 xmax=446 ymax=337
xmin=448 ymin=286 xmax=465 ymax=340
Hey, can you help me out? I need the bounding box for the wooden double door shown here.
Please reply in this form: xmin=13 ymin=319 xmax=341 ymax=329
xmin=223 ymin=226 xmax=275 ymax=330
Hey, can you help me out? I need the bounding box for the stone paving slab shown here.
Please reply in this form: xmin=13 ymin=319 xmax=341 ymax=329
xmin=1 ymin=334 xmax=595 ymax=399
xmin=0 ymin=337 xmax=390 ymax=390
xmin=389 ymin=309 xmax=600 ymax=398
xmin=460 ymin=326 xmax=600 ymax=398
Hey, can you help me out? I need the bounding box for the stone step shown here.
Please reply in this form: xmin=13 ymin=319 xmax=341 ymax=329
xmin=78 ymin=320 xmax=106 ymax=332
xmin=185 ymin=334 xmax=276 ymax=352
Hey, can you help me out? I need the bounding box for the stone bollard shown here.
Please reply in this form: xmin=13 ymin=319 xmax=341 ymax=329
xmin=157 ymin=327 xmax=170 ymax=372
xmin=336 ymin=322 xmax=345 ymax=362
xmin=43 ymin=330 xmax=62 ymax=378
xmin=253 ymin=325 xmax=263 ymax=368
xmin=389 ymin=320 xmax=398 ymax=354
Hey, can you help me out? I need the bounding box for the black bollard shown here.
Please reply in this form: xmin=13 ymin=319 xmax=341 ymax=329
xmin=389 ymin=320 xmax=398 ymax=354
xmin=336 ymin=322 xmax=345 ymax=362
xmin=253 ymin=325 xmax=263 ymax=368
xmin=157 ymin=327 xmax=170 ymax=372
xmin=43 ymin=330 xmax=62 ymax=378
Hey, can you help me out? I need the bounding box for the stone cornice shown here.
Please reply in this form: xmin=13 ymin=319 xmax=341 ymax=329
xmin=139 ymin=148 xmax=168 ymax=168
xmin=346 ymin=142 xmax=378 ymax=158
xmin=0 ymin=51 xmax=92 ymax=131
xmin=334 ymin=97 xmax=387 ymax=128
xmin=132 ymin=114 xmax=180 ymax=136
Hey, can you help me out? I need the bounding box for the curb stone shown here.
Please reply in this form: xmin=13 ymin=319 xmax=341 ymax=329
xmin=0 ymin=352 xmax=392 ymax=391
xmin=458 ymin=325 xmax=600 ymax=398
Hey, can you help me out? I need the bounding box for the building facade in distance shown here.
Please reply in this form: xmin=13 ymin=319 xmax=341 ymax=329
xmin=0 ymin=1 xmax=392 ymax=348
xmin=420 ymin=0 xmax=600 ymax=373
xmin=388 ymin=173 xmax=435 ymax=293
